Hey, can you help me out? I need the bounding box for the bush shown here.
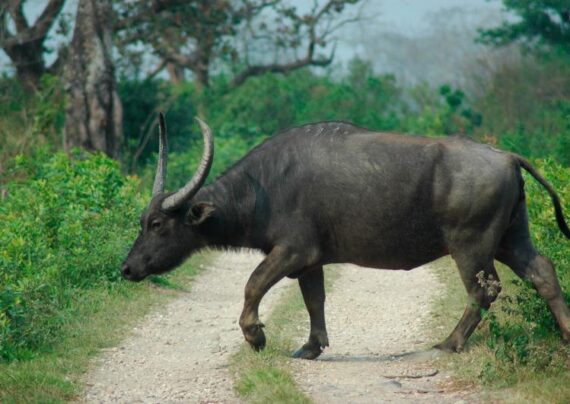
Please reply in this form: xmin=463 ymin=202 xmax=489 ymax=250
xmin=0 ymin=149 xmax=145 ymax=361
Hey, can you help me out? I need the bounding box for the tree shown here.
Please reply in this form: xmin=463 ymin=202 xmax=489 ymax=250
xmin=1 ymin=0 xmax=359 ymax=160
xmin=0 ymin=0 xmax=66 ymax=91
xmin=64 ymin=0 xmax=122 ymax=158
xmin=478 ymin=0 xmax=570 ymax=53
xmin=114 ymin=0 xmax=360 ymax=90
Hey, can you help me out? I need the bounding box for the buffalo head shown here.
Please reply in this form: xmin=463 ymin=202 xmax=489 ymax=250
xmin=121 ymin=114 xmax=214 ymax=281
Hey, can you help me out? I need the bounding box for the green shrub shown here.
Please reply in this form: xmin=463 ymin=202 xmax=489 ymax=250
xmin=0 ymin=149 xmax=145 ymax=361
xmin=208 ymin=60 xmax=404 ymax=135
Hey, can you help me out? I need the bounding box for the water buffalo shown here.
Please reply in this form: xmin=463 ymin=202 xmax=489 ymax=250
xmin=122 ymin=114 xmax=570 ymax=358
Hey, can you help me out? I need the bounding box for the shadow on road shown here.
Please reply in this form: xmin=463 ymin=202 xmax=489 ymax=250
xmin=317 ymin=348 xmax=446 ymax=363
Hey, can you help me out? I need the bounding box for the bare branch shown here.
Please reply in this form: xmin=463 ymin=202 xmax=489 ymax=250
xmin=46 ymin=44 xmax=68 ymax=74
xmin=228 ymin=0 xmax=354 ymax=89
xmin=114 ymin=0 xmax=360 ymax=89
xmin=0 ymin=0 xmax=65 ymax=48
xmin=145 ymin=59 xmax=167 ymax=80
xmin=229 ymin=44 xmax=335 ymax=90
xmin=242 ymin=0 xmax=280 ymax=17
xmin=34 ymin=0 xmax=65 ymax=38
xmin=114 ymin=6 xmax=149 ymax=32
xmin=153 ymin=40 xmax=199 ymax=70
xmin=0 ymin=8 xmax=9 ymax=40
xmin=9 ymin=1 xmax=28 ymax=32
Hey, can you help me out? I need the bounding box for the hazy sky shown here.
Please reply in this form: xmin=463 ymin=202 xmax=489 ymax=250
xmin=1 ymin=0 xmax=507 ymax=84
xmin=334 ymin=0 xmax=508 ymax=86
xmin=363 ymin=0 xmax=502 ymax=33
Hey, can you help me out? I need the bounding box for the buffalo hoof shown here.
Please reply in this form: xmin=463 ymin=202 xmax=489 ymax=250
xmin=292 ymin=346 xmax=322 ymax=360
xmin=292 ymin=337 xmax=328 ymax=360
xmin=434 ymin=339 xmax=463 ymax=353
xmin=245 ymin=324 xmax=266 ymax=351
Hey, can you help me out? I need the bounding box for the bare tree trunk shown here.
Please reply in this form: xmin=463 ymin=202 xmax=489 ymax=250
xmin=3 ymin=40 xmax=45 ymax=92
xmin=63 ymin=0 xmax=122 ymax=158
xmin=192 ymin=43 xmax=212 ymax=118
xmin=166 ymin=62 xmax=184 ymax=83
xmin=0 ymin=0 xmax=66 ymax=92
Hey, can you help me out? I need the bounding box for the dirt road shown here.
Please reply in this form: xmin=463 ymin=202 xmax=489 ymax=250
xmin=81 ymin=253 xmax=477 ymax=403
xmin=81 ymin=251 xmax=275 ymax=403
xmin=291 ymin=261 xmax=478 ymax=403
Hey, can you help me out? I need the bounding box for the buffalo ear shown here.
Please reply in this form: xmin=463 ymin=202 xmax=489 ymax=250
xmin=185 ymin=202 xmax=215 ymax=226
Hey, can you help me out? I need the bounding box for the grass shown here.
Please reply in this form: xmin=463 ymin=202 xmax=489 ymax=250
xmin=430 ymin=257 xmax=570 ymax=403
xmin=231 ymin=281 xmax=312 ymax=403
xmin=231 ymin=266 xmax=340 ymax=403
xmin=0 ymin=255 xmax=206 ymax=403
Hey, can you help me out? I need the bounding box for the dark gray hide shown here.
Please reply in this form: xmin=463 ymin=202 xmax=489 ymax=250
xmin=123 ymin=118 xmax=570 ymax=359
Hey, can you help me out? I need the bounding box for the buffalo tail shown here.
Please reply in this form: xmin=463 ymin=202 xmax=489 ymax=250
xmin=515 ymin=155 xmax=570 ymax=239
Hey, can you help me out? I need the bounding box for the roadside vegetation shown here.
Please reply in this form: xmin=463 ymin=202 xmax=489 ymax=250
xmin=0 ymin=150 xmax=143 ymax=362
xmin=0 ymin=259 xmax=200 ymax=402
xmin=0 ymin=148 xmax=205 ymax=401
xmin=231 ymin=282 xmax=312 ymax=403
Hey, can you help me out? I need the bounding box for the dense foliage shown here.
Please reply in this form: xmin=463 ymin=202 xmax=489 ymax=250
xmin=117 ymin=58 xmax=570 ymax=186
xmin=478 ymin=0 xmax=570 ymax=54
xmin=124 ymin=59 xmax=480 ymax=190
xmin=0 ymin=150 xmax=145 ymax=361
xmin=473 ymin=54 xmax=570 ymax=166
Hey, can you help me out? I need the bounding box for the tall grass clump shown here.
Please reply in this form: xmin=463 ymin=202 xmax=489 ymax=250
xmin=0 ymin=148 xmax=145 ymax=362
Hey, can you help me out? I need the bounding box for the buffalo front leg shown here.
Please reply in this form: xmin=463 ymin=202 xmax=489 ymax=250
xmin=239 ymin=246 xmax=308 ymax=351
xmin=292 ymin=266 xmax=329 ymax=360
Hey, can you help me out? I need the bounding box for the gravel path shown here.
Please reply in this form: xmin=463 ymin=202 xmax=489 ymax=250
xmin=81 ymin=251 xmax=279 ymax=403
xmin=290 ymin=261 xmax=478 ymax=403
xmin=81 ymin=253 xmax=478 ymax=403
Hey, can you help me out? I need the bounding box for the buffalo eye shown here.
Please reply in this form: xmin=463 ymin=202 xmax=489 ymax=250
xmin=150 ymin=220 xmax=162 ymax=231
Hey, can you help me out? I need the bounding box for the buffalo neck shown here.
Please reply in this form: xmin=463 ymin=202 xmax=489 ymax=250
xmin=193 ymin=170 xmax=263 ymax=251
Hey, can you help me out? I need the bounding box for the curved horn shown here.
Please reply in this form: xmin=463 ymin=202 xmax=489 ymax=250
xmin=152 ymin=112 xmax=168 ymax=196
xmin=161 ymin=117 xmax=214 ymax=211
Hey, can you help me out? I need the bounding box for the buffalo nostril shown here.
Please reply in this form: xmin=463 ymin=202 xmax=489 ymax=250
xmin=122 ymin=263 xmax=131 ymax=278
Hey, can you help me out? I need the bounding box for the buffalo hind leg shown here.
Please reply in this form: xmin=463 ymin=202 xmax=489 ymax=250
xmin=292 ymin=266 xmax=329 ymax=360
xmin=497 ymin=247 xmax=570 ymax=342
xmin=436 ymin=255 xmax=501 ymax=353
xmin=496 ymin=204 xmax=570 ymax=342
xmin=239 ymin=246 xmax=309 ymax=351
